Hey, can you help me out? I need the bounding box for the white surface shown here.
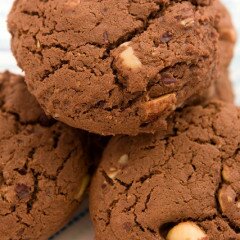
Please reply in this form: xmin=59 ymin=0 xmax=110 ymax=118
xmin=0 ymin=1 xmax=239 ymax=239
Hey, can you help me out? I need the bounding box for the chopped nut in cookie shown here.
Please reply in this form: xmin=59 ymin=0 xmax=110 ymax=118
xmin=222 ymin=165 xmax=240 ymax=184
xmin=166 ymin=222 xmax=208 ymax=240
xmin=218 ymin=184 xmax=240 ymax=226
xmin=118 ymin=154 xmax=129 ymax=166
xmin=36 ymin=40 xmax=41 ymax=49
xmin=142 ymin=93 xmax=177 ymax=122
xmin=107 ymin=168 xmax=120 ymax=180
xmin=218 ymin=185 xmax=237 ymax=212
xmin=119 ymin=43 xmax=142 ymax=70
xmin=75 ymin=175 xmax=90 ymax=200
xmin=180 ymin=18 xmax=195 ymax=27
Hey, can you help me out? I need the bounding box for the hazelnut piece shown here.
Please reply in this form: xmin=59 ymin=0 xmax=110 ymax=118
xmin=119 ymin=43 xmax=142 ymax=70
xmin=167 ymin=222 xmax=208 ymax=240
xmin=118 ymin=154 xmax=129 ymax=166
xmin=180 ymin=18 xmax=195 ymax=27
xmin=75 ymin=174 xmax=90 ymax=200
xmin=218 ymin=185 xmax=236 ymax=212
xmin=142 ymin=93 xmax=177 ymax=122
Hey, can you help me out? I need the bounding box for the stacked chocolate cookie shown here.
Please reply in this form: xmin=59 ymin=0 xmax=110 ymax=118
xmin=3 ymin=0 xmax=239 ymax=239
xmin=0 ymin=72 xmax=90 ymax=239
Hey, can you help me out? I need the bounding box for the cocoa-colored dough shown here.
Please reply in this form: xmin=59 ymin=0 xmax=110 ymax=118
xmin=191 ymin=69 xmax=234 ymax=104
xmin=190 ymin=1 xmax=235 ymax=105
xmin=209 ymin=1 xmax=235 ymax=102
xmin=215 ymin=0 xmax=236 ymax=68
xmin=8 ymin=0 xmax=221 ymax=135
xmin=213 ymin=70 xmax=234 ymax=103
xmin=90 ymin=101 xmax=240 ymax=240
xmin=0 ymin=72 xmax=89 ymax=240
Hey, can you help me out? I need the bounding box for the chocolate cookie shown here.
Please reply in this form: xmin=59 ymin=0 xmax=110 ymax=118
xmin=8 ymin=0 xmax=221 ymax=135
xmin=208 ymin=1 xmax=235 ymax=103
xmin=212 ymin=70 xmax=234 ymax=102
xmin=191 ymin=69 xmax=234 ymax=104
xmin=90 ymin=101 xmax=240 ymax=240
xmin=0 ymin=72 xmax=89 ymax=240
xmin=190 ymin=1 xmax=235 ymax=105
xmin=215 ymin=0 xmax=236 ymax=67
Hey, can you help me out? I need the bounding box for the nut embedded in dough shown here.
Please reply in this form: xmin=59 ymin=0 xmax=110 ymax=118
xmin=36 ymin=40 xmax=41 ymax=49
xmin=218 ymin=185 xmax=236 ymax=212
xmin=75 ymin=174 xmax=90 ymax=200
xmin=166 ymin=222 xmax=208 ymax=240
xmin=222 ymin=166 xmax=231 ymax=183
xmin=118 ymin=154 xmax=129 ymax=166
xmin=142 ymin=93 xmax=177 ymax=122
xmin=219 ymin=28 xmax=236 ymax=43
xmin=180 ymin=18 xmax=195 ymax=27
xmin=107 ymin=168 xmax=120 ymax=180
xmin=119 ymin=44 xmax=142 ymax=70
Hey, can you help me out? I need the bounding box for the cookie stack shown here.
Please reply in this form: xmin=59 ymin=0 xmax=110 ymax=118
xmin=3 ymin=0 xmax=239 ymax=239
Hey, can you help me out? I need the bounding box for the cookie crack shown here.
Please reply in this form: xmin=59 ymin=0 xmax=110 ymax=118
xmin=56 ymin=147 xmax=78 ymax=179
xmin=142 ymin=187 xmax=156 ymax=213
xmin=130 ymin=194 xmax=146 ymax=233
xmin=21 ymin=10 xmax=42 ymax=18
xmin=41 ymin=60 xmax=70 ymax=81
xmin=137 ymin=170 xmax=162 ymax=184
xmin=27 ymin=169 xmax=39 ymax=213
xmin=102 ymin=0 xmax=200 ymax=59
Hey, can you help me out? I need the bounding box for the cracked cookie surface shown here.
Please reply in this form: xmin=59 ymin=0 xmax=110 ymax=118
xmin=90 ymin=101 xmax=240 ymax=240
xmin=0 ymin=72 xmax=89 ymax=240
xmin=8 ymin=0 xmax=221 ymax=135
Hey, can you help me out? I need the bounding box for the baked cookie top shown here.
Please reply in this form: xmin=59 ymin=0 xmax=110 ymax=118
xmin=0 ymin=72 xmax=89 ymax=240
xmin=90 ymin=101 xmax=240 ymax=240
xmin=8 ymin=0 xmax=220 ymax=135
